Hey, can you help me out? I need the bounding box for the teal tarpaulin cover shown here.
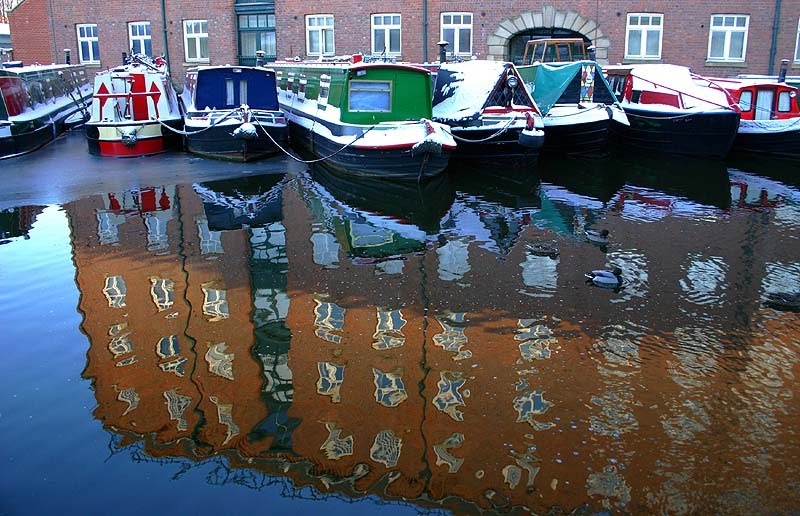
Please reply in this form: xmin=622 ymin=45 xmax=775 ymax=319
xmin=516 ymin=60 xmax=618 ymax=115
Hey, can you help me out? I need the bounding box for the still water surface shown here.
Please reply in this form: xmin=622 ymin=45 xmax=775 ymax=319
xmin=1 ymin=132 xmax=799 ymax=515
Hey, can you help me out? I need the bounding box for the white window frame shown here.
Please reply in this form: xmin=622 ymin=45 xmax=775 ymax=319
xmin=128 ymin=21 xmax=151 ymax=56
xmin=184 ymin=19 xmax=209 ymax=62
xmin=306 ymin=14 xmax=335 ymax=57
xmin=371 ymin=14 xmax=401 ymax=57
xmin=440 ymin=12 xmax=473 ymax=57
xmin=707 ymin=14 xmax=749 ymax=62
xmin=795 ymin=18 xmax=800 ymax=63
xmin=625 ymin=13 xmax=663 ymax=59
xmin=76 ymin=23 xmax=100 ymax=64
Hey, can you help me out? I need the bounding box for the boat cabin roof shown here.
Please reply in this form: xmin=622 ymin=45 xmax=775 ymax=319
xmin=432 ymin=60 xmax=537 ymax=122
xmin=521 ymin=38 xmax=588 ymax=65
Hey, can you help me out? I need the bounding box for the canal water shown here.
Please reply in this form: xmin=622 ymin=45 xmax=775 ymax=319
xmin=1 ymin=131 xmax=799 ymax=515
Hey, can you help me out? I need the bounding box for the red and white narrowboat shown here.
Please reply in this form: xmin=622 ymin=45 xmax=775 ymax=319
xmin=85 ymin=54 xmax=183 ymax=157
xmin=711 ymin=76 xmax=800 ymax=159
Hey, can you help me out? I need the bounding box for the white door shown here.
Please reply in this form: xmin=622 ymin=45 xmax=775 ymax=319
xmin=754 ymin=89 xmax=774 ymax=120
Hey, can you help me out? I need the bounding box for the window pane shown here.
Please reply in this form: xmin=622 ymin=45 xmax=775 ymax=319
xmin=241 ymin=32 xmax=256 ymax=55
xmin=736 ymin=17 xmax=746 ymax=27
xmin=646 ymin=30 xmax=660 ymax=56
xmin=443 ymin=28 xmax=455 ymax=48
xmin=390 ymin=29 xmax=400 ymax=53
xmin=739 ymin=90 xmax=752 ymax=111
xmin=324 ymin=29 xmax=334 ymax=52
xmin=778 ymin=91 xmax=791 ymax=111
xmin=239 ymin=15 xmax=248 ymax=28
xmin=263 ymin=32 xmax=276 ymax=55
xmin=710 ymin=32 xmax=725 ymax=58
xmin=712 ymin=17 xmax=723 ymax=27
xmin=724 ymin=17 xmax=735 ymax=27
xmin=92 ymin=41 xmax=99 ymax=60
xmin=373 ymin=29 xmax=382 ymax=53
xmin=630 ymin=16 xmax=639 ymax=25
xmin=199 ymin=37 xmax=208 ymax=59
xmin=309 ymin=32 xmax=320 ymax=53
xmin=628 ymin=30 xmax=642 ymax=56
xmin=730 ymin=31 xmax=745 ymax=58
xmin=80 ymin=41 xmax=89 ymax=60
xmin=443 ymin=14 xmax=452 ymax=24
xmin=458 ymin=29 xmax=471 ymax=53
xmin=463 ymin=14 xmax=471 ymax=24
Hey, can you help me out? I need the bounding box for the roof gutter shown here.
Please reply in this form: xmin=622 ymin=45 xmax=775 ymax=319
xmin=768 ymin=0 xmax=782 ymax=75
xmin=161 ymin=0 xmax=171 ymax=70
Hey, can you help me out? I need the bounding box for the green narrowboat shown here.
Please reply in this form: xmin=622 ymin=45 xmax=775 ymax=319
xmin=271 ymin=55 xmax=455 ymax=180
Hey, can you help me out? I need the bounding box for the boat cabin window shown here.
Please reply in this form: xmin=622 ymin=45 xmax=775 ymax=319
xmin=240 ymin=81 xmax=248 ymax=105
xmin=778 ymin=90 xmax=792 ymax=112
xmin=349 ymin=80 xmax=391 ymax=112
xmin=738 ymin=90 xmax=753 ymax=112
xmin=226 ymin=79 xmax=235 ymax=105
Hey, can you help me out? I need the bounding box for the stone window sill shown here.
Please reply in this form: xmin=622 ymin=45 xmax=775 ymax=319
xmin=705 ymin=60 xmax=747 ymax=67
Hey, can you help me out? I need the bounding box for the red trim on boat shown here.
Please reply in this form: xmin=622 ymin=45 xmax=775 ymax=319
xmin=98 ymin=137 xmax=165 ymax=157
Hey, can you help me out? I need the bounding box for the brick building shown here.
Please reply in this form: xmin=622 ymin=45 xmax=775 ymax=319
xmin=8 ymin=1 xmax=800 ymax=86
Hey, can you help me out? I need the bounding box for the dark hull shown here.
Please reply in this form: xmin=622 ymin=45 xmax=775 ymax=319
xmin=542 ymin=118 xmax=612 ymax=157
xmin=86 ymin=120 xmax=184 ymax=157
xmin=448 ymin=126 xmax=543 ymax=160
xmin=1 ymin=102 xmax=90 ymax=159
xmin=612 ymin=108 xmax=740 ymax=159
xmin=185 ymin=124 xmax=288 ymax=162
xmin=290 ymin=123 xmax=450 ymax=181
xmin=732 ymin=128 xmax=800 ymax=159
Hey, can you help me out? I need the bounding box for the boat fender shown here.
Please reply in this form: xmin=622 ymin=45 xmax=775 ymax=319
xmin=411 ymin=120 xmax=444 ymax=156
xmin=233 ymin=122 xmax=258 ymax=140
xmin=120 ymin=127 xmax=138 ymax=147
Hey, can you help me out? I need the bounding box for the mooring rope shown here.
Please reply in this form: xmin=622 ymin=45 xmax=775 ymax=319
xmin=444 ymin=114 xmax=518 ymax=143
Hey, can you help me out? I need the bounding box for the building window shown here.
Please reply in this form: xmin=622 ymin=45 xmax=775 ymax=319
xmin=76 ymin=24 xmax=100 ymax=64
xmin=625 ymin=13 xmax=662 ymax=59
xmin=306 ymin=15 xmax=334 ymax=57
xmin=708 ymin=14 xmax=749 ymax=62
xmin=441 ymin=12 xmax=472 ymax=57
xmin=184 ymin=20 xmax=209 ymax=62
xmin=129 ymin=22 xmax=152 ymax=56
xmin=372 ymin=14 xmax=401 ymax=56
xmin=795 ymin=18 xmax=800 ymax=63
xmin=239 ymin=14 xmax=276 ymax=64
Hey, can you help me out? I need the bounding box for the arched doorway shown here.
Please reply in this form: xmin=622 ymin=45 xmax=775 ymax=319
xmin=485 ymin=7 xmax=609 ymax=64
xmin=508 ymin=28 xmax=590 ymax=64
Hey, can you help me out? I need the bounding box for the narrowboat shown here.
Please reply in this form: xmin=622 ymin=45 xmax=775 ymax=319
xmin=271 ymin=55 xmax=455 ymax=180
xmin=180 ymin=65 xmax=288 ymax=162
xmin=85 ymin=54 xmax=183 ymax=157
xmin=517 ymin=60 xmax=628 ymax=157
xmin=1 ymin=61 xmax=92 ymax=159
xmin=709 ymin=77 xmax=800 ymax=159
xmin=605 ymin=64 xmax=741 ymax=158
xmin=431 ymin=60 xmax=544 ymax=159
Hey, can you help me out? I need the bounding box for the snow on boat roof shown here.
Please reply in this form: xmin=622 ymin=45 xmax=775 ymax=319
xmin=0 ymin=63 xmax=75 ymax=74
xmin=432 ymin=60 xmax=509 ymax=122
xmin=626 ymin=64 xmax=734 ymax=110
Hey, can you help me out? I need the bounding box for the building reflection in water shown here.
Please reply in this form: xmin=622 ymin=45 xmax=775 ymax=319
xmin=71 ymin=161 xmax=800 ymax=514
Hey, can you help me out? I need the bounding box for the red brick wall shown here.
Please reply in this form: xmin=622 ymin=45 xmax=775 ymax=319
xmin=9 ymin=0 xmax=800 ymax=78
xmin=9 ymin=0 xmax=237 ymax=85
xmin=8 ymin=0 xmax=54 ymax=65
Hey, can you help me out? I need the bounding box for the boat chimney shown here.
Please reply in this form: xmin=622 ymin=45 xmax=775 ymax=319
xmin=122 ymin=52 xmax=127 ymax=65
xmin=778 ymin=59 xmax=789 ymax=83
xmin=437 ymin=40 xmax=449 ymax=63
xmin=256 ymin=50 xmax=265 ymax=67
xmin=64 ymin=49 xmax=71 ymax=64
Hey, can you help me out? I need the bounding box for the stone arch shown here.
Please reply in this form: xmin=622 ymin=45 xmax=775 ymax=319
xmin=486 ymin=6 xmax=610 ymax=65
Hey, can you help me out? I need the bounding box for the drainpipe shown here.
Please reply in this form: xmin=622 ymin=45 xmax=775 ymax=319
xmin=161 ymin=0 xmax=171 ymax=70
xmin=768 ymin=0 xmax=782 ymax=75
xmin=422 ymin=0 xmax=428 ymax=62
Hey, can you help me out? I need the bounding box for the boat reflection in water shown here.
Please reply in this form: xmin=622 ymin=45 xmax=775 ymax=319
xmin=69 ymin=157 xmax=800 ymax=514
